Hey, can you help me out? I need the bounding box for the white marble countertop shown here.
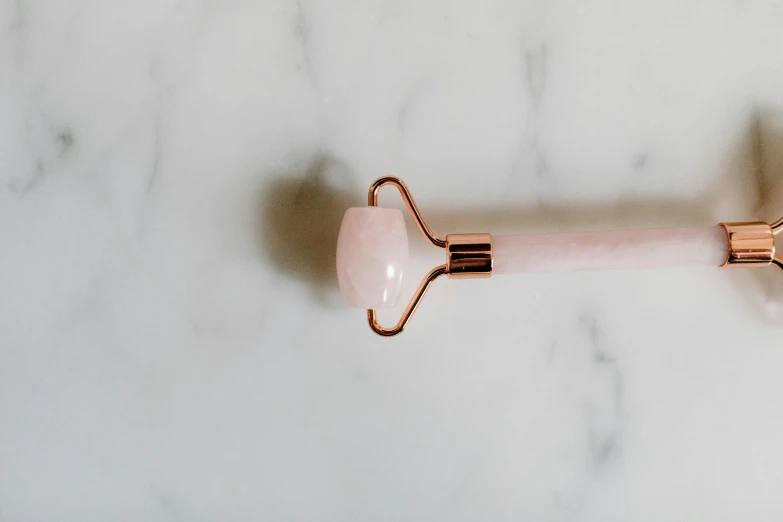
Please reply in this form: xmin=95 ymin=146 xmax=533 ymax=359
xmin=3 ymin=1 xmax=783 ymax=520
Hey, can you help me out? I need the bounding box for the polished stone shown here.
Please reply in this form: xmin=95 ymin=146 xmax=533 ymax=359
xmin=337 ymin=207 xmax=409 ymax=308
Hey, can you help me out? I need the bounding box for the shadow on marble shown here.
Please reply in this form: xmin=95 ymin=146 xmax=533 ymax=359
xmin=261 ymin=154 xmax=362 ymax=306
xmin=717 ymin=108 xmax=783 ymax=323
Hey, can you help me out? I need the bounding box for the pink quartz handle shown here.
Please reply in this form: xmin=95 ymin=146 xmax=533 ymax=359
xmin=492 ymin=226 xmax=729 ymax=274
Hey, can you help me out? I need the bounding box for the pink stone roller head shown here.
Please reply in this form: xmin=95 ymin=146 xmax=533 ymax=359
xmin=337 ymin=177 xmax=783 ymax=336
xmin=336 ymin=207 xmax=409 ymax=309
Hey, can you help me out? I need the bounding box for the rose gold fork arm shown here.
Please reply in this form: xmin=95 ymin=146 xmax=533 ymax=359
xmin=772 ymin=217 xmax=783 ymax=270
xmin=367 ymin=177 xmax=491 ymax=336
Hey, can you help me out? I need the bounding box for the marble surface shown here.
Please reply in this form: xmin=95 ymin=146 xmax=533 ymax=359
xmin=2 ymin=1 xmax=783 ymax=520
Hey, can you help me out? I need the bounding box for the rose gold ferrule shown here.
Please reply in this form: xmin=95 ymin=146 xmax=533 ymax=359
xmin=719 ymin=222 xmax=775 ymax=267
xmin=445 ymin=233 xmax=493 ymax=278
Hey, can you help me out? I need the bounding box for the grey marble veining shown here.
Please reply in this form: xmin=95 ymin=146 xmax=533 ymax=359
xmin=2 ymin=1 xmax=783 ymax=520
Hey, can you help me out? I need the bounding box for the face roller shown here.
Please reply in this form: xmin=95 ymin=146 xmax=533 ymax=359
xmin=336 ymin=176 xmax=783 ymax=336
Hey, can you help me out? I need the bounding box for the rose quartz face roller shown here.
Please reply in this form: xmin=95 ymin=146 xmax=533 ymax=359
xmin=337 ymin=177 xmax=783 ymax=336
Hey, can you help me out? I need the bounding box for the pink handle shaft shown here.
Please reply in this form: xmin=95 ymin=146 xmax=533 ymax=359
xmin=492 ymin=226 xmax=728 ymax=274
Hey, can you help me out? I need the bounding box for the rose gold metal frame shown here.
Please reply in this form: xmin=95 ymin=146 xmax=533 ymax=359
xmin=366 ymin=265 xmax=448 ymax=337
xmin=366 ymin=177 xmax=448 ymax=336
xmin=368 ymin=177 xmax=446 ymax=248
xmin=366 ymin=176 xmax=492 ymax=336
